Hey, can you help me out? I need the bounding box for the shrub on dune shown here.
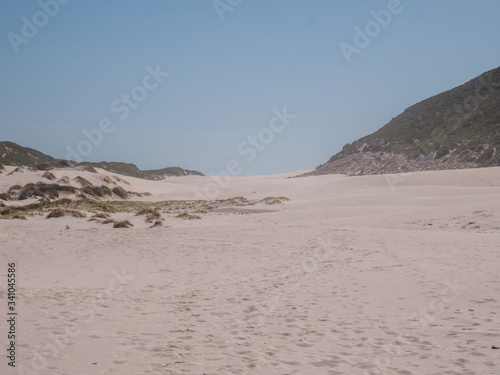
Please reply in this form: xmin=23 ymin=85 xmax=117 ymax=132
xmin=46 ymin=208 xmax=66 ymax=218
xmin=19 ymin=183 xmax=77 ymax=200
xmin=46 ymin=209 xmax=87 ymax=219
xmin=74 ymin=176 xmax=93 ymax=187
xmin=112 ymin=186 xmax=129 ymax=199
xmin=175 ymin=212 xmax=201 ymax=220
xmin=113 ymin=220 xmax=133 ymax=228
xmin=0 ymin=193 xmax=11 ymax=201
xmin=149 ymin=220 xmax=163 ymax=228
xmin=145 ymin=212 xmax=162 ymax=222
xmin=10 ymin=213 xmax=27 ymax=220
xmin=92 ymin=212 xmax=110 ymax=219
xmin=82 ymin=186 xmax=112 ymax=198
xmin=42 ymin=171 xmax=56 ymax=180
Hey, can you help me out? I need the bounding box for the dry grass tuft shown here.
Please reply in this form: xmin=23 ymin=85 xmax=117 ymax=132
xmin=259 ymin=196 xmax=290 ymax=205
xmin=88 ymin=212 xmax=111 ymax=222
xmin=46 ymin=208 xmax=66 ymax=218
xmin=6 ymin=213 xmax=27 ymax=220
xmin=112 ymin=187 xmax=129 ymax=199
xmin=149 ymin=220 xmax=163 ymax=228
xmin=82 ymin=165 xmax=98 ymax=173
xmin=92 ymin=212 xmax=110 ymax=219
xmin=145 ymin=211 xmax=162 ymax=223
xmin=46 ymin=209 xmax=87 ymax=219
xmin=0 ymin=193 xmax=12 ymax=201
xmin=113 ymin=220 xmax=134 ymax=228
xmin=74 ymin=176 xmax=93 ymax=187
xmin=135 ymin=208 xmax=157 ymax=216
xmin=176 ymin=212 xmax=201 ymax=220
xmin=135 ymin=207 xmax=163 ymax=222
xmin=42 ymin=171 xmax=56 ymax=180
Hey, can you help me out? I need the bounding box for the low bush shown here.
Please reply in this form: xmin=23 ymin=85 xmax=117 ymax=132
xmin=46 ymin=209 xmax=66 ymax=218
xmin=112 ymin=186 xmax=129 ymax=199
xmin=42 ymin=171 xmax=56 ymax=180
xmin=175 ymin=212 xmax=201 ymax=220
xmin=75 ymin=176 xmax=93 ymax=187
xmin=113 ymin=220 xmax=134 ymax=228
xmin=150 ymin=220 xmax=163 ymax=228
xmin=46 ymin=209 xmax=87 ymax=219
xmin=7 ymin=185 xmax=22 ymax=194
xmin=19 ymin=183 xmax=77 ymax=200
xmin=82 ymin=186 xmax=112 ymax=197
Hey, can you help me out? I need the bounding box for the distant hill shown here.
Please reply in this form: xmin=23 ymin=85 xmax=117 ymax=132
xmin=307 ymin=66 xmax=500 ymax=176
xmin=0 ymin=141 xmax=58 ymax=167
xmin=0 ymin=141 xmax=204 ymax=178
xmin=80 ymin=162 xmax=204 ymax=179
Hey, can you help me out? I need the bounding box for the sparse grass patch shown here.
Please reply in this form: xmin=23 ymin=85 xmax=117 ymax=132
xmin=0 ymin=193 xmax=11 ymax=201
xmin=145 ymin=211 xmax=162 ymax=223
xmin=113 ymin=220 xmax=134 ymax=228
xmin=7 ymin=185 xmax=22 ymax=194
xmin=53 ymin=198 xmax=73 ymax=206
xmin=0 ymin=209 xmax=28 ymax=220
xmin=176 ymin=212 xmax=201 ymax=220
xmin=71 ymin=210 xmax=88 ymax=218
xmin=82 ymin=186 xmax=112 ymax=198
xmin=42 ymin=171 xmax=56 ymax=180
xmin=135 ymin=207 xmax=163 ymax=222
xmin=92 ymin=212 xmax=110 ymax=219
xmin=18 ymin=183 xmax=77 ymax=200
xmin=9 ymin=213 xmax=27 ymax=220
xmin=89 ymin=202 xmax=116 ymax=213
xmin=82 ymin=165 xmax=97 ymax=173
xmin=101 ymin=176 xmax=113 ymax=184
xmin=46 ymin=209 xmax=87 ymax=219
xmin=58 ymin=178 xmax=70 ymax=184
xmin=0 ymin=195 xmax=289 ymax=222
xmin=150 ymin=220 xmax=163 ymax=228
xmin=89 ymin=212 xmax=111 ymax=222
xmin=74 ymin=176 xmax=93 ymax=187
xmin=259 ymin=197 xmax=290 ymax=205
xmin=112 ymin=186 xmax=128 ymax=199
xmin=46 ymin=209 xmax=66 ymax=218
xmin=136 ymin=208 xmax=157 ymax=216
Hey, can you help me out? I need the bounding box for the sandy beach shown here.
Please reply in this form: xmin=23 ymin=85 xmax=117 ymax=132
xmin=1 ymin=166 xmax=499 ymax=374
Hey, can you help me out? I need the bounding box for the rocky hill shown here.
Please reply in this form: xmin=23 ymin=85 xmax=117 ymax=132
xmin=0 ymin=141 xmax=204 ymax=178
xmin=307 ymin=66 xmax=500 ymax=176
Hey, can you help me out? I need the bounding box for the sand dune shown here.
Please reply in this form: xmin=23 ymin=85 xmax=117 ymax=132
xmin=1 ymin=167 xmax=499 ymax=374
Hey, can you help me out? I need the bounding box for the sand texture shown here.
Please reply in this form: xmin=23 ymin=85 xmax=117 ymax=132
xmin=1 ymin=166 xmax=499 ymax=374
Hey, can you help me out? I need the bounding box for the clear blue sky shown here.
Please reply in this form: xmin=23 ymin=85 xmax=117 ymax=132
xmin=1 ymin=0 xmax=499 ymax=176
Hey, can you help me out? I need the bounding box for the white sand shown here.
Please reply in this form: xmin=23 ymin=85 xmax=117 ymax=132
xmin=1 ymin=167 xmax=499 ymax=374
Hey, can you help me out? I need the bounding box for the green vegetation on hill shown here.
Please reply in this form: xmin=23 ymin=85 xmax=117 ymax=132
xmin=80 ymin=162 xmax=204 ymax=179
xmin=0 ymin=141 xmax=204 ymax=178
xmin=0 ymin=141 xmax=55 ymax=166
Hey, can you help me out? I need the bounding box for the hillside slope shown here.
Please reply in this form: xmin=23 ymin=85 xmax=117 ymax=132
xmin=0 ymin=141 xmax=204 ymax=178
xmin=310 ymin=66 xmax=500 ymax=176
